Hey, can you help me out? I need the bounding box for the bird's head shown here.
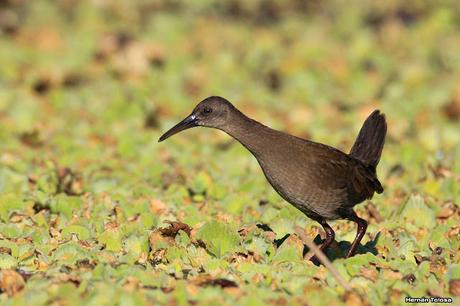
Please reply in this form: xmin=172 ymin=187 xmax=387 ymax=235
xmin=158 ymin=96 xmax=234 ymax=142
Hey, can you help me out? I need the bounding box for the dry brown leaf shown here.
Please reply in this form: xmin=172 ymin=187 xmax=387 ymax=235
xmin=360 ymin=267 xmax=378 ymax=282
xmin=17 ymin=27 xmax=62 ymax=51
xmin=343 ymin=291 xmax=369 ymax=306
xmin=199 ymin=278 xmax=238 ymax=288
xmin=251 ymin=273 xmax=264 ymax=284
xmin=237 ymin=224 xmax=258 ymax=239
xmin=149 ymin=231 xmax=172 ymax=250
xmin=123 ymin=276 xmax=140 ymax=291
xmin=447 ymin=226 xmax=460 ymax=238
xmin=150 ymin=248 xmax=167 ymax=265
xmin=0 ymin=270 xmax=25 ymax=297
xmin=449 ymin=279 xmax=460 ymax=296
xmin=97 ymin=252 xmax=117 ymax=265
xmin=430 ymin=261 xmax=448 ymax=276
xmin=54 ymin=273 xmax=80 ymax=286
xmin=49 ymin=226 xmax=61 ymax=238
xmin=35 ymin=260 xmax=49 ymax=271
xmin=382 ymin=269 xmax=402 ymax=280
xmin=0 ymin=246 xmax=12 ymax=255
xmin=94 ymin=32 xmax=133 ymax=60
xmin=215 ymin=211 xmax=233 ymax=223
xmin=284 ymin=234 xmax=305 ymax=254
xmin=159 ymin=220 xmax=192 ymax=238
xmin=262 ymin=230 xmax=276 ymax=242
xmin=443 ymin=86 xmax=460 ymax=121
xmin=389 ymin=289 xmax=403 ymax=303
xmin=149 ymin=199 xmax=168 ymax=215
xmin=186 ymin=283 xmax=199 ymax=297
xmin=437 ymin=202 xmax=458 ymax=219
xmin=138 ymin=251 xmax=148 ymax=265
xmin=427 ymin=287 xmax=444 ymax=298
xmin=191 ymin=274 xmax=238 ymax=290
xmin=268 ymin=297 xmax=289 ymax=305
xmin=57 ymin=167 xmax=84 ymax=196
xmin=104 ymin=221 xmax=119 ymax=231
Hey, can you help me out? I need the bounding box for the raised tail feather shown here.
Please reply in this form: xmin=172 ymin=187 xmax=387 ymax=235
xmin=349 ymin=110 xmax=387 ymax=170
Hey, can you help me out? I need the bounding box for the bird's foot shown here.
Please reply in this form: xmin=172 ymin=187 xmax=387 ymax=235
xmin=310 ymin=255 xmax=321 ymax=266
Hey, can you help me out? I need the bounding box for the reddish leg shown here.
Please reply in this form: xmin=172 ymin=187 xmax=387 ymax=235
xmin=310 ymin=220 xmax=335 ymax=264
xmin=346 ymin=212 xmax=368 ymax=258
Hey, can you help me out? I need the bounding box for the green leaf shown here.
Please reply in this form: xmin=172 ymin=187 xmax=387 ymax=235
xmin=0 ymin=253 xmax=18 ymax=269
xmin=447 ymin=264 xmax=460 ymax=280
xmin=270 ymin=218 xmax=294 ymax=239
xmin=345 ymin=254 xmax=374 ymax=276
xmin=98 ymin=230 xmax=123 ymax=252
xmin=246 ymin=236 xmax=270 ymax=256
xmin=52 ymin=242 xmax=88 ymax=265
xmin=271 ymin=241 xmax=302 ymax=263
xmin=124 ymin=234 xmax=149 ymax=258
xmin=190 ymin=171 xmax=212 ymax=194
xmin=50 ymin=194 xmax=83 ymax=219
xmin=62 ymin=225 xmax=91 ymax=240
xmin=196 ymin=220 xmax=240 ymax=258
xmin=399 ymin=195 xmax=436 ymax=229
xmin=0 ymin=193 xmax=27 ymax=221
xmin=0 ymin=224 xmax=22 ymax=238
xmin=208 ymin=183 xmax=227 ymax=200
xmin=221 ymin=194 xmax=250 ymax=215
xmin=0 ymin=240 xmax=19 ymax=257
xmin=175 ymin=230 xmax=191 ymax=247
xmin=201 ymin=258 xmax=230 ymax=273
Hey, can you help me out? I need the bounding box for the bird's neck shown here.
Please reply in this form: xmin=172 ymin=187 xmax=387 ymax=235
xmin=222 ymin=110 xmax=276 ymax=157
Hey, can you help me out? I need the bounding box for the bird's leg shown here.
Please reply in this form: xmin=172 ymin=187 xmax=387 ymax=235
xmin=310 ymin=220 xmax=335 ymax=264
xmin=346 ymin=212 xmax=368 ymax=258
xmin=318 ymin=220 xmax=335 ymax=252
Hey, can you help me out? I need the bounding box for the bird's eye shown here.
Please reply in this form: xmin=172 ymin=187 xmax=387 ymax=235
xmin=203 ymin=107 xmax=212 ymax=115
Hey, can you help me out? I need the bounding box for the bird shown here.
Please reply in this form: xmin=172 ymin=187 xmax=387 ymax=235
xmin=159 ymin=96 xmax=387 ymax=260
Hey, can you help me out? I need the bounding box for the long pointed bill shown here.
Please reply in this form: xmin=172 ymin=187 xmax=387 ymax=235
xmin=158 ymin=114 xmax=198 ymax=142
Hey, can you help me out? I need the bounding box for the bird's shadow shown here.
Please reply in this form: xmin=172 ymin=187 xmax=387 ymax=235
xmin=304 ymin=232 xmax=380 ymax=263
xmin=256 ymin=223 xmax=379 ymax=263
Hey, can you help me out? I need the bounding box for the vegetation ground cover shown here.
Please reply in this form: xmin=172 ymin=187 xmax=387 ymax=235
xmin=0 ymin=1 xmax=459 ymax=305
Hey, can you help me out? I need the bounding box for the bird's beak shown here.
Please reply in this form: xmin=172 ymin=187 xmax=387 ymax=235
xmin=158 ymin=114 xmax=198 ymax=142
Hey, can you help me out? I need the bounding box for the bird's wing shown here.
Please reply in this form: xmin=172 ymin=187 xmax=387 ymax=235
xmin=304 ymin=142 xmax=382 ymax=203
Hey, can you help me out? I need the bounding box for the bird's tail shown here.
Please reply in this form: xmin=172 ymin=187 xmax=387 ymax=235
xmin=349 ymin=110 xmax=387 ymax=170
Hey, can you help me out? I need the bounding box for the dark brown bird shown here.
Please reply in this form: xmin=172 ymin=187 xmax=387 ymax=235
xmin=159 ymin=96 xmax=386 ymax=260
